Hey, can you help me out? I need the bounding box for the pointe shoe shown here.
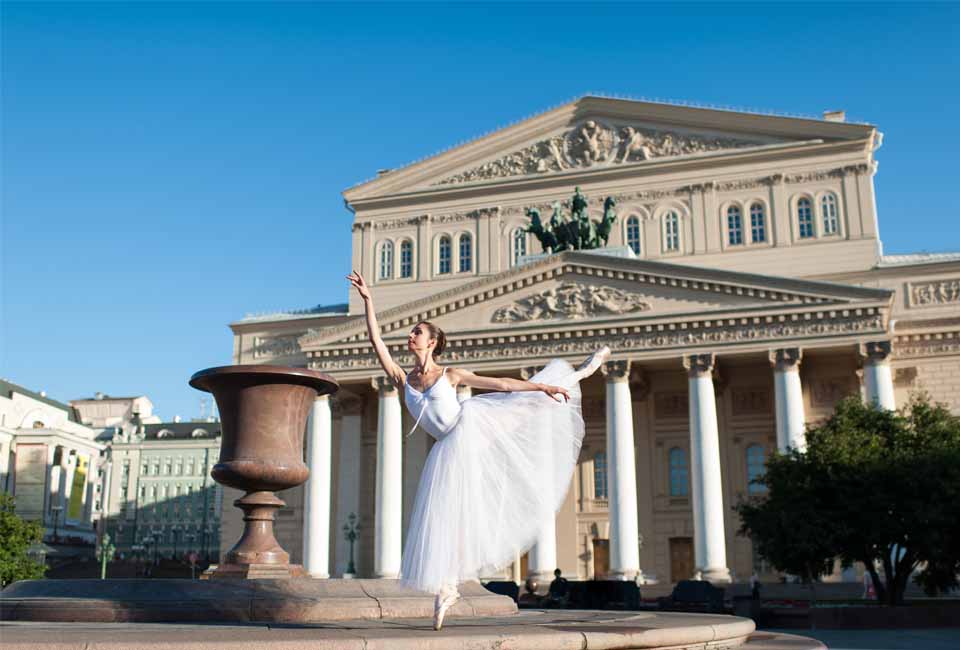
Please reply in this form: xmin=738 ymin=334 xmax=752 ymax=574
xmin=433 ymin=587 xmax=459 ymax=631
xmin=575 ymin=345 xmax=611 ymax=380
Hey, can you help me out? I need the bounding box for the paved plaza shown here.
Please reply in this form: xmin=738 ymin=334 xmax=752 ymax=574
xmin=768 ymin=628 xmax=959 ymax=650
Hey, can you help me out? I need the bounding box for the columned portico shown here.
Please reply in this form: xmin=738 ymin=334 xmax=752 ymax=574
xmin=861 ymin=341 xmax=896 ymax=410
xmin=683 ymin=353 xmax=730 ymax=584
xmin=373 ymin=377 xmax=402 ymax=578
xmin=303 ymin=395 xmax=332 ymax=578
xmin=770 ymin=348 xmax=806 ymax=452
xmin=602 ymin=359 xmax=640 ymax=580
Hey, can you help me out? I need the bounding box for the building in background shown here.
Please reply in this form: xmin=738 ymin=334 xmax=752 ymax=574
xmin=71 ymin=393 xmax=161 ymax=438
xmin=229 ymin=97 xmax=960 ymax=588
xmin=0 ymin=380 xmax=107 ymax=547
xmin=101 ymin=420 xmax=223 ymax=562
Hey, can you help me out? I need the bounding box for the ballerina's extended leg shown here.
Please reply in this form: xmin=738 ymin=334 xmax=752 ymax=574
xmin=433 ymin=584 xmax=460 ymax=630
xmin=573 ymin=346 xmax=611 ymax=382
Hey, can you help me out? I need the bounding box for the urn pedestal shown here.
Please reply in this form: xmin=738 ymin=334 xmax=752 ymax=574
xmin=189 ymin=365 xmax=338 ymax=580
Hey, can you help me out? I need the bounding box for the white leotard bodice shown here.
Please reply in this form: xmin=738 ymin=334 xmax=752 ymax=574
xmin=404 ymin=369 xmax=462 ymax=439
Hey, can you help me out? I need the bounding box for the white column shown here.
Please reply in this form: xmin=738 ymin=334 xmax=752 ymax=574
xmin=684 ymin=354 xmax=731 ymax=584
xmin=334 ymin=395 xmax=363 ymax=577
xmin=602 ymin=359 xmax=640 ymax=580
xmin=861 ymin=341 xmax=896 ymax=410
xmin=303 ymin=395 xmax=332 ymax=578
xmin=770 ymin=348 xmax=806 ymax=452
xmin=521 ymin=366 xmax=557 ymax=582
xmin=373 ymin=377 xmax=402 ymax=578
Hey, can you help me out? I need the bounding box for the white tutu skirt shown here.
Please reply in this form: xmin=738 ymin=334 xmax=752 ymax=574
xmin=399 ymin=359 xmax=585 ymax=594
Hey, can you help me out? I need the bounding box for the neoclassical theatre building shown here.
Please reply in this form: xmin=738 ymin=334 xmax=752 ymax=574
xmin=225 ymin=96 xmax=960 ymax=586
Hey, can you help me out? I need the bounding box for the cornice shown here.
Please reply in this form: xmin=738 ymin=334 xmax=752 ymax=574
xmin=308 ymin=304 xmax=889 ymax=378
xmin=345 ymin=95 xmax=875 ymax=204
xmin=347 ymin=138 xmax=872 ymax=213
xmin=299 ymin=252 xmax=891 ymax=351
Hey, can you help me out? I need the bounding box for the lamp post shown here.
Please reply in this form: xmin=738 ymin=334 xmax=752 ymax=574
xmin=151 ymin=529 xmax=161 ymax=566
xmin=96 ymin=532 xmax=116 ymax=580
xmin=131 ymin=543 xmax=144 ymax=577
xmin=342 ymin=512 xmax=360 ymax=578
xmin=172 ymin=525 xmax=180 ymax=559
xmin=50 ymin=504 xmax=64 ymax=542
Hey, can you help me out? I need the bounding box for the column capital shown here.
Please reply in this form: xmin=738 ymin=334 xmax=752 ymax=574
xmin=769 ymin=347 xmax=803 ymax=372
xmin=371 ymin=376 xmax=398 ymax=394
xmin=601 ymin=359 xmax=631 ymax=382
xmin=683 ymin=353 xmax=715 ymax=378
xmin=520 ymin=366 xmax=543 ymax=380
xmin=331 ymin=393 xmax=363 ymax=417
xmin=859 ymin=340 xmax=892 ymax=364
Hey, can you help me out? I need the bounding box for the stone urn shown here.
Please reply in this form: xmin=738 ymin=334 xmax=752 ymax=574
xmin=189 ymin=365 xmax=338 ymax=579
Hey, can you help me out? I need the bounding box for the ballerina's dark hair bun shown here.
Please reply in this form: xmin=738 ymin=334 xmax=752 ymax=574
xmin=420 ymin=321 xmax=446 ymax=359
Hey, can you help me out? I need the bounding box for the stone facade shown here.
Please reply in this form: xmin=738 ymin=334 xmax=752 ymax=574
xmin=0 ymin=380 xmax=107 ymax=544
xmin=227 ymin=97 xmax=960 ymax=586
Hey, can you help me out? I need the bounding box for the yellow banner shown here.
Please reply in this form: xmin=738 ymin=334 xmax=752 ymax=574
xmin=67 ymin=456 xmax=88 ymax=520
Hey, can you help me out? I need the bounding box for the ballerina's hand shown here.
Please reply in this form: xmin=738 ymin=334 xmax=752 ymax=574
xmin=346 ymin=270 xmax=372 ymax=301
xmin=543 ymin=385 xmax=571 ymax=403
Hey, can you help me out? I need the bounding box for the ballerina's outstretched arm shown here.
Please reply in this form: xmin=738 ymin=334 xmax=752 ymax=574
xmin=347 ymin=270 xmax=405 ymax=388
xmin=448 ymin=367 xmax=571 ymax=402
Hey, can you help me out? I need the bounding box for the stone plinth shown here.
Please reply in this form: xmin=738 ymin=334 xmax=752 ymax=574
xmin=0 ymin=578 xmax=514 ymax=624
xmin=0 ymin=610 xmax=826 ymax=650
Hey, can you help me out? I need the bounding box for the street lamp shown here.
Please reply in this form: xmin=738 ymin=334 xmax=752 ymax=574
xmin=171 ymin=525 xmax=180 ymax=559
xmin=50 ymin=504 xmax=64 ymax=542
xmin=96 ymin=532 xmax=116 ymax=580
xmin=131 ymin=543 xmax=144 ymax=577
xmin=151 ymin=529 xmax=161 ymax=566
xmin=342 ymin=512 xmax=360 ymax=578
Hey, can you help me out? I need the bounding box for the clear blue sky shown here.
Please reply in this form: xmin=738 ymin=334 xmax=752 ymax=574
xmin=2 ymin=2 xmax=958 ymax=421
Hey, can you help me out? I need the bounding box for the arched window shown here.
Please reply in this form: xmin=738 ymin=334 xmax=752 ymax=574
xmin=797 ymin=198 xmax=814 ymax=239
xmin=626 ymin=216 xmax=641 ymax=255
xmin=821 ymin=193 xmax=838 ymax=235
xmin=437 ymin=236 xmax=452 ymax=274
xmin=512 ymin=227 xmax=527 ymax=266
xmin=458 ymin=233 xmax=472 ymax=273
xmin=594 ymin=451 xmax=608 ymax=499
xmin=378 ymin=240 xmax=394 ymax=280
xmin=746 ymin=444 xmax=767 ymax=495
xmin=669 ymin=447 xmax=689 ymax=496
xmin=399 ymin=240 xmax=413 ymax=278
xmin=727 ymin=206 xmax=743 ymax=245
xmin=750 ymin=203 xmax=766 ymax=243
xmin=663 ymin=211 xmax=680 ymax=252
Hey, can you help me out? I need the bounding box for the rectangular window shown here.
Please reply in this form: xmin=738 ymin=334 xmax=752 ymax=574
xmin=458 ymin=235 xmax=472 ymax=273
xmin=750 ymin=205 xmax=766 ymax=243
xmin=438 ymin=238 xmax=452 ymax=274
xmin=593 ymin=453 xmax=608 ymax=500
xmin=728 ymin=211 xmax=743 ymax=245
xmin=664 ymin=213 xmax=680 ymax=252
xmin=798 ymin=200 xmax=814 ymax=239
xmin=400 ymin=242 xmax=413 ymax=278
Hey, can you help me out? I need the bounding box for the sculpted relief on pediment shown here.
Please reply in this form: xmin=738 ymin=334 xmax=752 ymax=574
xmin=437 ymin=120 xmax=764 ymax=185
xmin=491 ymin=282 xmax=651 ymax=323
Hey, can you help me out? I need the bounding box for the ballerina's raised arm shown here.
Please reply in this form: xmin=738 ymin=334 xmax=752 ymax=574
xmin=446 ymin=367 xmax=571 ymax=402
xmin=347 ymin=270 xmax=406 ymax=388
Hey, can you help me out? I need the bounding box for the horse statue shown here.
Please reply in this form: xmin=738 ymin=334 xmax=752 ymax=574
xmin=526 ymin=207 xmax=559 ymax=253
xmin=595 ymin=196 xmax=618 ymax=247
xmin=550 ymin=202 xmax=575 ymax=252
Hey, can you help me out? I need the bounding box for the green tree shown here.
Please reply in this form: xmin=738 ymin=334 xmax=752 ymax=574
xmin=0 ymin=493 xmax=46 ymax=587
xmin=737 ymin=395 xmax=960 ymax=606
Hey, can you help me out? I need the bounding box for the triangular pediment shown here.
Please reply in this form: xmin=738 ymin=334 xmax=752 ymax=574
xmin=344 ymin=96 xmax=876 ymax=201
xmin=300 ymin=251 xmax=892 ymax=354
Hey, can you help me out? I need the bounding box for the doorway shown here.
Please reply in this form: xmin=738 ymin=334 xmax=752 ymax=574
xmin=669 ymin=537 xmax=694 ymax=582
xmin=592 ymin=538 xmax=609 ymax=578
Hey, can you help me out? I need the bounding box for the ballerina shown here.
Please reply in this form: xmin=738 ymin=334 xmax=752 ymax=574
xmin=347 ymin=270 xmax=610 ymax=630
